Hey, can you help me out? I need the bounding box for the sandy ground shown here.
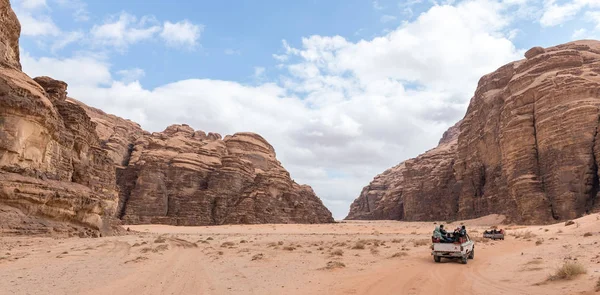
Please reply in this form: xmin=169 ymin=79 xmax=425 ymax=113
xmin=1 ymin=214 xmax=600 ymax=295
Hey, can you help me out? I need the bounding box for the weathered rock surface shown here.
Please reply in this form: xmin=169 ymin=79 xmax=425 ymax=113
xmin=116 ymin=125 xmax=333 ymax=225
xmin=0 ymin=0 xmax=119 ymax=236
xmin=0 ymin=0 xmax=332 ymax=232
xmin=347 ymin=41 xmax=600 ymax=224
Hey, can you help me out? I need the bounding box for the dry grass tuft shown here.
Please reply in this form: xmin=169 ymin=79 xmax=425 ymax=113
xmin=390 ymin=252 xmax=408 ymax=258
xmin=584 ymin=232 xmax=593 ymax=237
xmin=251 ymin=253 xmax=264 ymax=261
xmin=514 ymin=231 xmax=536 ymax=239
xmin=547 ymin=262 xmax=586 ymax=281
xmin=413 ymin=239 xmax=429 ymax=247
xmin=154 ymin=236 xmax=166 ymax=243
xmin=278 ymin=241 xmax=284 ymax=245
xmin=221 ymin=241 xmax=235 ymax=248
xmin=535 ymin=239 xmax=544 ymax=246
xmin=283 ymin=246 xmax=296 ymax=251
xmin=391 ymin=239 xmax=404 ymax=243
xmin=320 ymin=261 xmax=346 ymax=270
xmin=370 ymin=247 xmax=380 ymax=255
xmin=331 ymin=249 xmax=344 ymax=256
xmin=352 ymin=241 xmax=366 ymax=250
xmin=565 ymin=220 xmax=575 ymax=226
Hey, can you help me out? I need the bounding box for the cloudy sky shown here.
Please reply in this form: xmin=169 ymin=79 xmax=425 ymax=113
xmin=13 ymin=0 xmax=600 ymax=219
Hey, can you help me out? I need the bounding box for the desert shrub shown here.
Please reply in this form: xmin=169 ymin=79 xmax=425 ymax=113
xmin=515 ymin=231 xmax=536 ymax=239
xmin=413 ymin=239 xmax=429 ymax=247
xmin=535 ymin=239 xmax=544 ymax=246
xmin=321 ymin=261 xmax=345 ymax=270
xmin=283 ymin=246 xmax=296 ymax=251
xmin=352 ymin=241 xmax=366 ymax=250
xmin=565 ymin=220 xmax=575 ymax=226
xmin=584 ymin=232 xmax=593 ymax=237
xmin=390 ymin=252 xmax=408 ymax=258
xmin=391 ymin=239 xmax=403 ymax=244
xmin=220 ymin=241 xmax=235 ymax=248
xmin=331 ymin=249 xmax=344 ymax=256
xmin=547 ymin=262 xmax=587 ymax=281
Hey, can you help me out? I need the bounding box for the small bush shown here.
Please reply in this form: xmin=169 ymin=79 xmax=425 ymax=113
xmin=391 ymin=239 xmax=403 ymax=244
xmin=565 ymin=220 xmax=575 ymax=226
xmin=410 ymin=231 xmax=417 ymax=235
xmin=352 ymin=241 xmax=366 ymax=250
xmin=221 ymin=241 xmax=235 ymax=248
xmin=557 ymin=230 xmax=563 ymax=234
xmin=206 ymin=237 xmax=214 ymax=241
xmin=283 ymin=246 xmax=296 ymax=251
xmin=240 ymin=240 xmax=247 ymax=243
xmin=413 ymin=239 xmax=429 ymax=247
xmin=515 ymin=231 xmax=536 ymax=239
xmin=154 ymin=237 xmax=166 ymax=243
xmin=278 ymin=241 xmax=284 ymax=245
xmin=370 ymin=247 xmax=380 ymax=255
xmin=331 ymin=249 xmax=344 ymax=256
xmin=584 ymin=232 xmax=593 ymax=237
xmin=321 ymin=261 xmax=345 ymax=270
xmin=547 ymin=262 xmax=587 ymax=281
xmin=390 ymin=252 xmax=408 ymax=258
xmin=535 ymin=239 xmax=543 ymax=246
xmin=251 ymin=253 xmax=264 ymax=261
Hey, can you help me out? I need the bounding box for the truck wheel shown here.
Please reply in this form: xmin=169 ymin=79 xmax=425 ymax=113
xmin=468 ymin=249 xmax=474 ymax=259
xmin=461 ymin=256 xmax=468 ymax=264
xmin=434 ymin=255 xmax=441 ymax=263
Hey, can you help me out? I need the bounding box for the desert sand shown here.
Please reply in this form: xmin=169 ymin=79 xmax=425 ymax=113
xmin=1 ymin=214 xmax=599 ymax=295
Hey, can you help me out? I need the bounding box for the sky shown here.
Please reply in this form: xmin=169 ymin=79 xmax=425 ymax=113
xmin=12 ymin=0 xmax=600 ymax=219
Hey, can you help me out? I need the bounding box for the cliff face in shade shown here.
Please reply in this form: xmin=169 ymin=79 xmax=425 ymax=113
xmin=347 ymin=41 xmax=600 ymax=224
xmin=0 ymin=0 xmax=119 ymax=236
xmin=116 ymin=125 xmax=333 ymax=225
xmin=346 ymin=121 xmax=460 ymax=221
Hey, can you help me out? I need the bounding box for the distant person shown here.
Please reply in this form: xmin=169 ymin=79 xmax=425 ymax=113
xmin=459 ymin=225 xmax=467 ymax=237
xmin=433 ymin=226 xmax=442 ymax=241
xmin=439 ymin=225 xmax=452 ymax=243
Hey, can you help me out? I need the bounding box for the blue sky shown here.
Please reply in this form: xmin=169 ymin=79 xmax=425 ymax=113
xmin=12 ymin=0 xmax=600 ymax=219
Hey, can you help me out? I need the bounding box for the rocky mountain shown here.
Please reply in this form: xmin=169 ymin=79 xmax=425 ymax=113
xmin=347 ymin=41 xmax=600 ymax=224
xmin=0 ymin=0 xmax=332 ymax=235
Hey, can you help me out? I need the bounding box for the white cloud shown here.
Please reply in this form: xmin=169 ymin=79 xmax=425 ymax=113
xmin=372 ymin=1 xmax=383 ymax=10
xmin=380 ymin=15 xmax=397 ymax=23
xmin=51 ymin=31 xmax=83 ymax=51
xmin=117 ymin=68 xmax=145 ymax=83
xmin=21 ymin=53 xmax=112 ymax=87
xmin=20 ymin=0 xmax=47 ymax=10
xmin=54 ymin=0 xmax=90 ymax=22
xmin=16 ymin=12 xmax=60 ymax=36
xmin=224 ymin=49 xmax=241 ymax=55
xmin=160 ymin=20 xmax=203 ymax=49
xmin=20 ymin=0 xmax=526 ymax=219
xmin=90 ymin=12 xmax=161 ymax=50
xmin=540 ymin=0 xmax=600 ymax=27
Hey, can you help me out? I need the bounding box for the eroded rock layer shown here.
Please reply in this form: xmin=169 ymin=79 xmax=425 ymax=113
xmin=115 ymin=125 xmax=333 ymax=225
xmin=347 ymin=41 xmax=600 ymax=224
xmin=0 ymin=0 xmax=119 ymax=236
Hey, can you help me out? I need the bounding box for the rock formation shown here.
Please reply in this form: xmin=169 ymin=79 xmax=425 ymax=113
xmin=347 ymin=41 xmax=600 ymax=224
xmin=115 ymin=125 xmax=333 ymax=225
xmin=0 ymin=0 xmax=119 ymax=235
xmin=0 ymin=0 xmax=332 ymax=235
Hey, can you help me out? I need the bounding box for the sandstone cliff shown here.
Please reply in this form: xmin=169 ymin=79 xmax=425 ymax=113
xmin=114 ymin=125 xmax=333 ymax=225
xmin=0 ymin=0 xmax=332 ymax=235
xmin=0 ymin=0 xmax=119 ymax=236
xmin=347 ymin=41 xmax=600 ymax=224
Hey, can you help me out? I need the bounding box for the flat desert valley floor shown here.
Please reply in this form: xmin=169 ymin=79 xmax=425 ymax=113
xmin=2 ymin=214 xmax=600 ymax=295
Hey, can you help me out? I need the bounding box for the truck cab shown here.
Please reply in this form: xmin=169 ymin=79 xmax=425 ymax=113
xmin=431 ymin=234 xmax=474 ymax=264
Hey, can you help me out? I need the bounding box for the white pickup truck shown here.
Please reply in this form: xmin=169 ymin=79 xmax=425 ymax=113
xmin=431 ymin=234 xmax=475 ymax=264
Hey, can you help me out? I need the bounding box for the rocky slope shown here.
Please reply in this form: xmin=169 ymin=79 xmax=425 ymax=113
xmin=115 ymin=125 xmax=333 ymax=225
xmin=0 ymin=0 xmax=332 ymax=235
xmin=347 ymin=41 xmax=600 ymax=224
xmin=70 ymin=102 xmax=333 ymax=225
xmin=0 ymin=0 xmax=119 ymax=236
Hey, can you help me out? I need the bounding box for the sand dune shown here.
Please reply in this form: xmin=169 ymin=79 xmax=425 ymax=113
xmin=1 ymin=214 xmax=599 ymax=294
